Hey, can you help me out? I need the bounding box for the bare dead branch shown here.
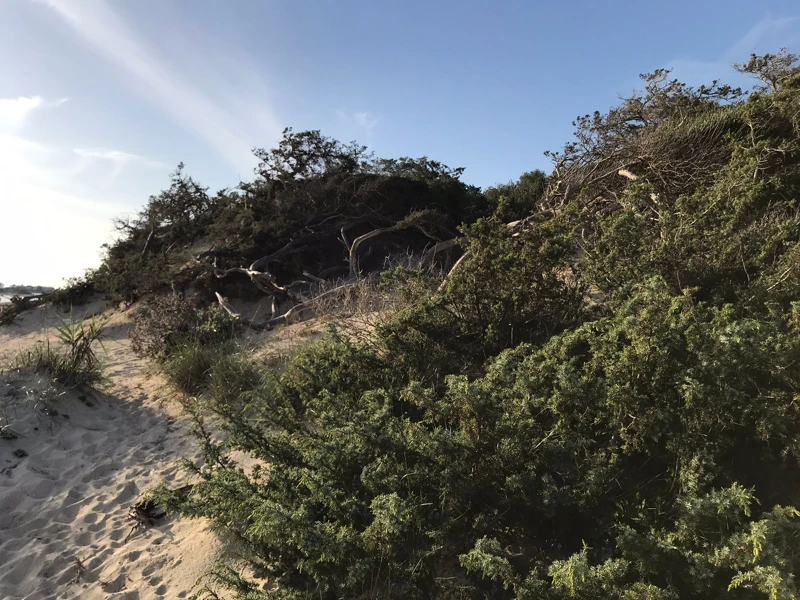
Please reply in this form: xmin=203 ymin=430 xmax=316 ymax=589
xmin=437 ymin=252 xmax=469 ymax=293
xmin=348 ymin=224 xmax=404 ymax=279
xmin=421 ymin=239 xmax=459 ymax=266
xmin=264 ymin=281 xmax=362 ymax=327
xmin=214 ymin=292 xmax=240 ymax=318
xmin=141 ymin=226 xmax=156 ymax=258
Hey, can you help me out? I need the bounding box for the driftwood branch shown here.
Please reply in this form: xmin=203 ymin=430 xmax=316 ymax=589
xmin=264 ymin=281 xmax=361 ymax=327
xmin=214 ymin=292 xmax=240 ymax=318
xmin=302 ymin=271 xmax=326 ymax=283
xmin=348 ymin=224 xmax=404 ymax=279
xmin=198 ymin=213 xmax=447 ymax=325
xmin=437 ymin=252 xmax=469 ymax=292
xmin=421 ymin=239 xmax=459 ymax=266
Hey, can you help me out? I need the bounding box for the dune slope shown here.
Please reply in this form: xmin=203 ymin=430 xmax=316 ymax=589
xmin=0 ymin=303 xmax=220 ymax=600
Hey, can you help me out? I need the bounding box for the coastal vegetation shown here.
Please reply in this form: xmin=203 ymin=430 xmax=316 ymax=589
xmin=5 ymin=49 xmax=800 ymax=599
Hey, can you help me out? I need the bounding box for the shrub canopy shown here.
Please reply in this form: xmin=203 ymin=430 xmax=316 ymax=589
xmin=141 ymin=51 xmax=800 ymax=599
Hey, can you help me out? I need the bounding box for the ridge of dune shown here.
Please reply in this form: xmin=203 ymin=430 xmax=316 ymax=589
xmin=0 ymin=302 xmax=222 ymax=600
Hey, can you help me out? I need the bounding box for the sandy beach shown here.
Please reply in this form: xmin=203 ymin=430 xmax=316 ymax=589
xmin=0 ymin=302 xmax=221 ymax=599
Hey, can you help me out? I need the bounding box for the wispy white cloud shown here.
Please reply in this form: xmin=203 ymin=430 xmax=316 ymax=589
xmin=723 ymin=14 xmax=799 ymax=62
xmin=37 ymin=0 xmax=281 ymax=175
xmin=73 ymin=147 xmax=165 ymax=167
xmin=658 ymin=13 xmax=800 ymax=90
xmin=0 ymin=95 xmax=67 ymax=131
xmin=354 ymin=111 xmax=378 ymax=132
xmin=73 ymin=147 xmax=166 ymax=181
xmin=336 ymin=110 xmax=379 ymax=145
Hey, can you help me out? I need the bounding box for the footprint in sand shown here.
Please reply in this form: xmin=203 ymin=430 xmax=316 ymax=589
xmin=87 ymin=548 xmax=114 ymax=570
xmin=124 ymin=550 xmax=142 ymax=562
xmin=75 ymin=530 xmax=92 ymax=545
xmin=87 ymin=518 xmax=107 ymax=533
xmin=29 ymin=478 xmax=56 ymax=499
xmin=113 ymin=481 xmax=139 ymax=504
xmin=82 ymin=463 xmax=116 ymax=484
xmin=102 ymin=571 xmax=127 ymax=593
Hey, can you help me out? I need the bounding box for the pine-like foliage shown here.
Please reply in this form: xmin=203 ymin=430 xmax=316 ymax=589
xmin=154 ymin=51 xmax=800 ymax=599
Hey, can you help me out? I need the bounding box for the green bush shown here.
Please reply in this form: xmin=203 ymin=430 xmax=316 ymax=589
xmin=93 ymin=133 xmax=491 ymax=303
xmin=379 ymin=215 xmax=586 ymax=380
xmin=167 ymin=278 xmax=800 ymax=599
xmin=49 ymin=272 xmax=97 ymax=308
xmin=161 ymin=343 xmax=226 ymax=396
xmin=152 ymin=51 xmax=800 ymax=599
xmin=0 ymin=303 xmax=18 ymax=326
xmin=0 ymin=294 xmax=47 ymax=326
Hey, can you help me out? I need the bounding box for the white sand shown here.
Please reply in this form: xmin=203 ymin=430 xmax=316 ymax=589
xmin=0 ymin=302 xmax=221 ymax=599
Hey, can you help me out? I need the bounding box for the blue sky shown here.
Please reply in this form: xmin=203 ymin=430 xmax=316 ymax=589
xmin=1 ymin=0 xmax=799 ymax=286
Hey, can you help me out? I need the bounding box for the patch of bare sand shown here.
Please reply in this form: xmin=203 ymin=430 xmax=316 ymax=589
xmin=0 ymin=301 xmax=221 ymax=600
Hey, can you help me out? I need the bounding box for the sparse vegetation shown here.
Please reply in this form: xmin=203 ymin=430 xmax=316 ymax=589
xmin=13 ymin=313 xmax=109 ymax=389
xmin=129 ymin=293 xmax=240 ymax=360
xmin=129 ymin=292 xmax=242 ymax=395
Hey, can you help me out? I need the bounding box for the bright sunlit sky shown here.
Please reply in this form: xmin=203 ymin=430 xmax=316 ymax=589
xmin=1 ymin=0 xmax=799 ymax=287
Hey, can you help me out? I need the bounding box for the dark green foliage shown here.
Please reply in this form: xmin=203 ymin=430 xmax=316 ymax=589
xmin=172 ymin=281 xmax=800 ymax=599
xmin=579 ymin=71 xmax=800 ymax=308
xmin=0 ymin=303 xmax=18 ymax=326
xmin=380 ymin=216 xmax=586 ymax=380
xmin=48 ymin=272 xmax=97 ymax=308
xmin=149 ymin=52 xmax=800 ymax=599
xmin=94 ymin=164 xmax=212 ymax=302
xmin=95 ymin=130 xmax=490 ymax=303
xmin=161 ymin=343 xmax=226 ymax=396
xmin=484 ymin=170 xmax=548 ymax=221
xmin=0 ymin=293 xmax=48 ymax=325
xmin=130 ymin=293 xmax=242 ymax=395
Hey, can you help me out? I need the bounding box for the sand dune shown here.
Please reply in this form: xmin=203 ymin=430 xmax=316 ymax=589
xmin=0 ymin=303 xmax=221 ymax=599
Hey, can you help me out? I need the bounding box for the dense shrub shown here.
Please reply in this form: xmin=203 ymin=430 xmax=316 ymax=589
xmin=379 ymin=215 xmax=586 ymax=380
xmin=162 ymin=277 xmax=800 ymax=599
xmin=145 ymin=51 xmax=800 ymax=599
xmin=0 ymin=303 xmax=17 ymax=326
xmin=94 ymin=132 xmax=491 ymax=303
xmin=484 ymin=170 xmax=548 ymax=221
xmin=0 ymin=294 xmax=47 ymax=325
xmin=49 ymin=272 xmax=97 ymax=308
xmin=161 ymin=344 xmax=227 ymax=396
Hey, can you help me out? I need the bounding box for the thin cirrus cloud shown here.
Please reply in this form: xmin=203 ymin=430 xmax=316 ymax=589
xmin=73 ymin=147 xmax=166 ymax=168
xmin=37 ymin=0 xmax=282 ymax=176
xmin=336 ymin=110 xmax=379 ymax=145
xmin=659 ymin=14 xmax=800 ymax=90
xmin=723 ymin=14 xmax=799 ymax=62
xmin=0 ymin=96 xmax=65 ymax=185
